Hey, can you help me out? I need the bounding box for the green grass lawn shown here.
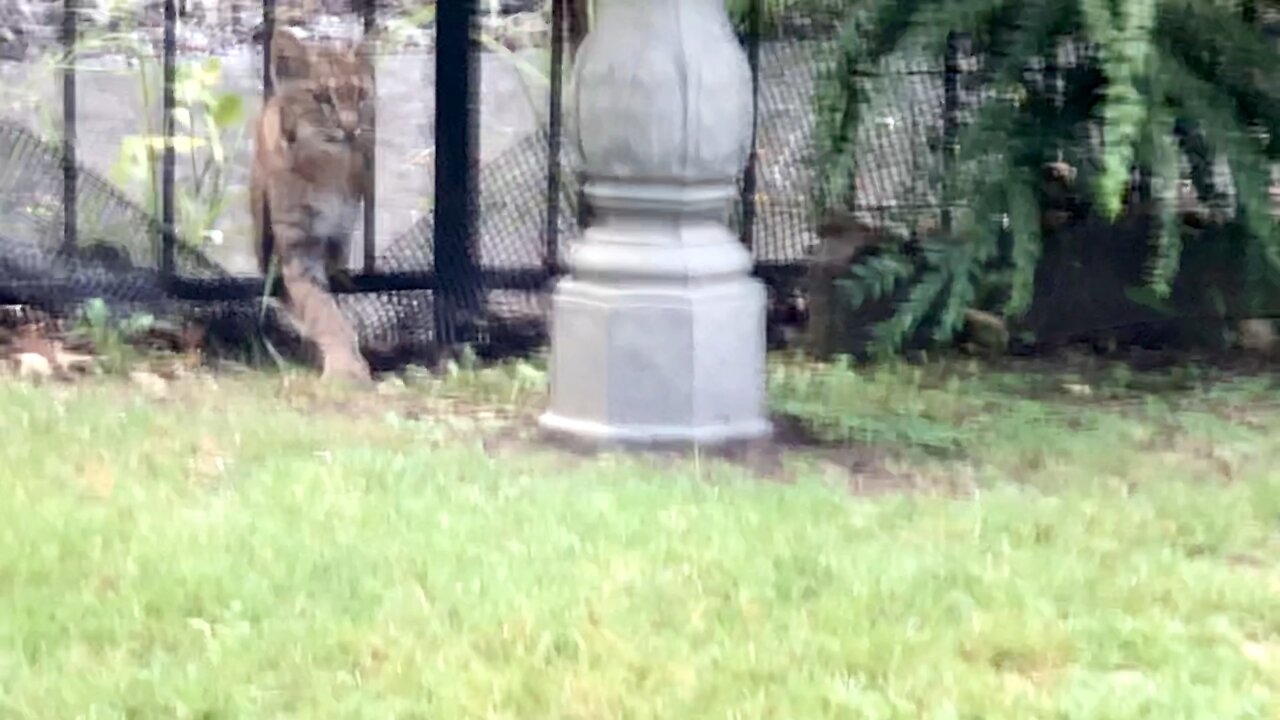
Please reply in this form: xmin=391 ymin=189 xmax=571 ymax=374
xmin=1 ymin=356 xmax=1278 ymax=718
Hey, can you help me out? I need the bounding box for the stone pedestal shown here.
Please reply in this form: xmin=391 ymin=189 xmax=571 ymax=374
xmin=539 ymin=0 xmax=771 ymax=446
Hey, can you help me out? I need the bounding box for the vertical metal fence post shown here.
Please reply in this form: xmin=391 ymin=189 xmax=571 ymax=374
xmin=161 ymin=0 xmax=177 ymax=279
xmin=738 ymin=0 xmax=762 ymax=252
xmin=568 ymin=0 xmax=590 ymax=234
xmin=433 ymin=0 xmax=481 ymax=344
xmin=260 ymin=0 xmax=276 ymax=271
xmin=361 ymin=0 xmax=377 ymax=274
xmin=61 ymin=0 xmax=77 ymax=251
xmin=262 ymin=0 xmax=274 ymax=97
xmin=942 ymin=31 xmax=960 ymax=236
xmin=543 ymin=0 xmax=566 ymax=277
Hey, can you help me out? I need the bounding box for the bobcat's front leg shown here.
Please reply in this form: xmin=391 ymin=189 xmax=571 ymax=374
xmin=275 ymin=227 xmax=372 ymax=385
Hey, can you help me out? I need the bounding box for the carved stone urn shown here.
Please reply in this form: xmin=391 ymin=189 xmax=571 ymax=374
xmin=538 ymin=0 xmax=772 ymax=445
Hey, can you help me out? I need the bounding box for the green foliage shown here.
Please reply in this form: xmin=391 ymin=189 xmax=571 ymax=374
xmin=110 ymin=55 xmax=246 ymax=251
xmin=73 ymin=297 xmax=154 ymax=374
xmin=771 ymin=357 xmax=980 ymax=450
xmin=383 ymin=1 xmax=438 ymax=45
xmin=837 ymin=249 xmax=914 ymax=311
xmin=815 ymin=0 xmax=1280 ymax=355
xmin=1084 ymin=0 xmax=1158 ymax=219
xmin=35 ymin=21 xmax=248 ymax=253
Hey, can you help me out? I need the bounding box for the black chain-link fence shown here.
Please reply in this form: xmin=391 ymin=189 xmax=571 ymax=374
xmin=1 ymin=0 xmax=573 ymax=364
xmin=0 ymin=0 xmax=904 ymax=365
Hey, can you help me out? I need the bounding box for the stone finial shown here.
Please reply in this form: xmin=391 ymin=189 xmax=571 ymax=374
xmin=540 ymin=0 xmax=771 ymax=447
xmin=571 ymin=0 xmax=755 ymax=183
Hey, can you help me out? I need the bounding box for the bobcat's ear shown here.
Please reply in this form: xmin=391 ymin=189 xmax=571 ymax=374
xmin=270 ymin=28 xmax=310 ymax=84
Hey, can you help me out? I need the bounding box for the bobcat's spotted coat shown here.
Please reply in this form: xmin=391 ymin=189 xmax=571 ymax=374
xmin=250 ymin=28 xmax=375 ymax=383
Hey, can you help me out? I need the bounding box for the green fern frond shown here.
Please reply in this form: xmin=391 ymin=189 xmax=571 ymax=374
xmin=1086 ymin=0 xmax=1158 ymax=219
xmin=1162 ymin=55 xmax=1276 ymax=255
xmin=935 ymin=244 xmax=980 ymax=343
xmin=1143 ymin=101 xmax=1183 ymax=296
xmin=871 ymin=263 xmax=948 ymax=353
xmin=1159 ymin=0 xmax=1280 ymax=155
xmin=816 ymin=0 xmax=1279 ymax=356
xmin=838 ymin=251 xmax=913 ymax=316
xmin=1151 ymin=46 xmax=1280 ymax=307
xmin=1005 ymin=168 xmax=1043 ymax=314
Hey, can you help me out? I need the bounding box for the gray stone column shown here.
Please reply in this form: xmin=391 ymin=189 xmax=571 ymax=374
xmin=539 ymin=0 xmax=772 ymax=446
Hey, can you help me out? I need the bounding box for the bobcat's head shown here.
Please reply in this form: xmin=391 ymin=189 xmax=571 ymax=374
xmin=268 ymin=28 xmax=375 ymax=150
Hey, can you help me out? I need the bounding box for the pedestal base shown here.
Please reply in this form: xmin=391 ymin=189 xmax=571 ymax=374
xmin=539 ymin=274 xmax=772 ymax=447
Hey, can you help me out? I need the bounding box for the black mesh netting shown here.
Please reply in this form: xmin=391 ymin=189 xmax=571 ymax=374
xmin=740 ymin=10 xmax=992 ymax=245
xmin=0 ymin=117 xmax=323 ymax=362
xmin=0 ymin=117 xmax=579 ymax=365
xmin=343 ymin=124 xmax=580 ymax=362
xmin=0 ymin=1 xmax=921 ymax=364
xmin=733 ymin=5 xmax=842 ymax=265
xmin=0 ymin=2 xmax=575 ymax=366
xmin=729 ymin=5 xmax=972 ymax=268
xmin=0 ymin=119 xmax=227 ymax=306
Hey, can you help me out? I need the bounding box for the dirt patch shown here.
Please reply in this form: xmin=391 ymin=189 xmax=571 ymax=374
xmin=478 ymin=411 xmax=921 ymax=496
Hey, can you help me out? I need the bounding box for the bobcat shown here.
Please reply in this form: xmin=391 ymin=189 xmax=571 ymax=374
xmin=250 ymin=28 xmax=375 ymax=384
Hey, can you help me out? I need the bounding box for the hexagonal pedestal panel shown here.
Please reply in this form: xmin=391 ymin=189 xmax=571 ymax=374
xmin=539 ymin=274 xmax=773 ymax=446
